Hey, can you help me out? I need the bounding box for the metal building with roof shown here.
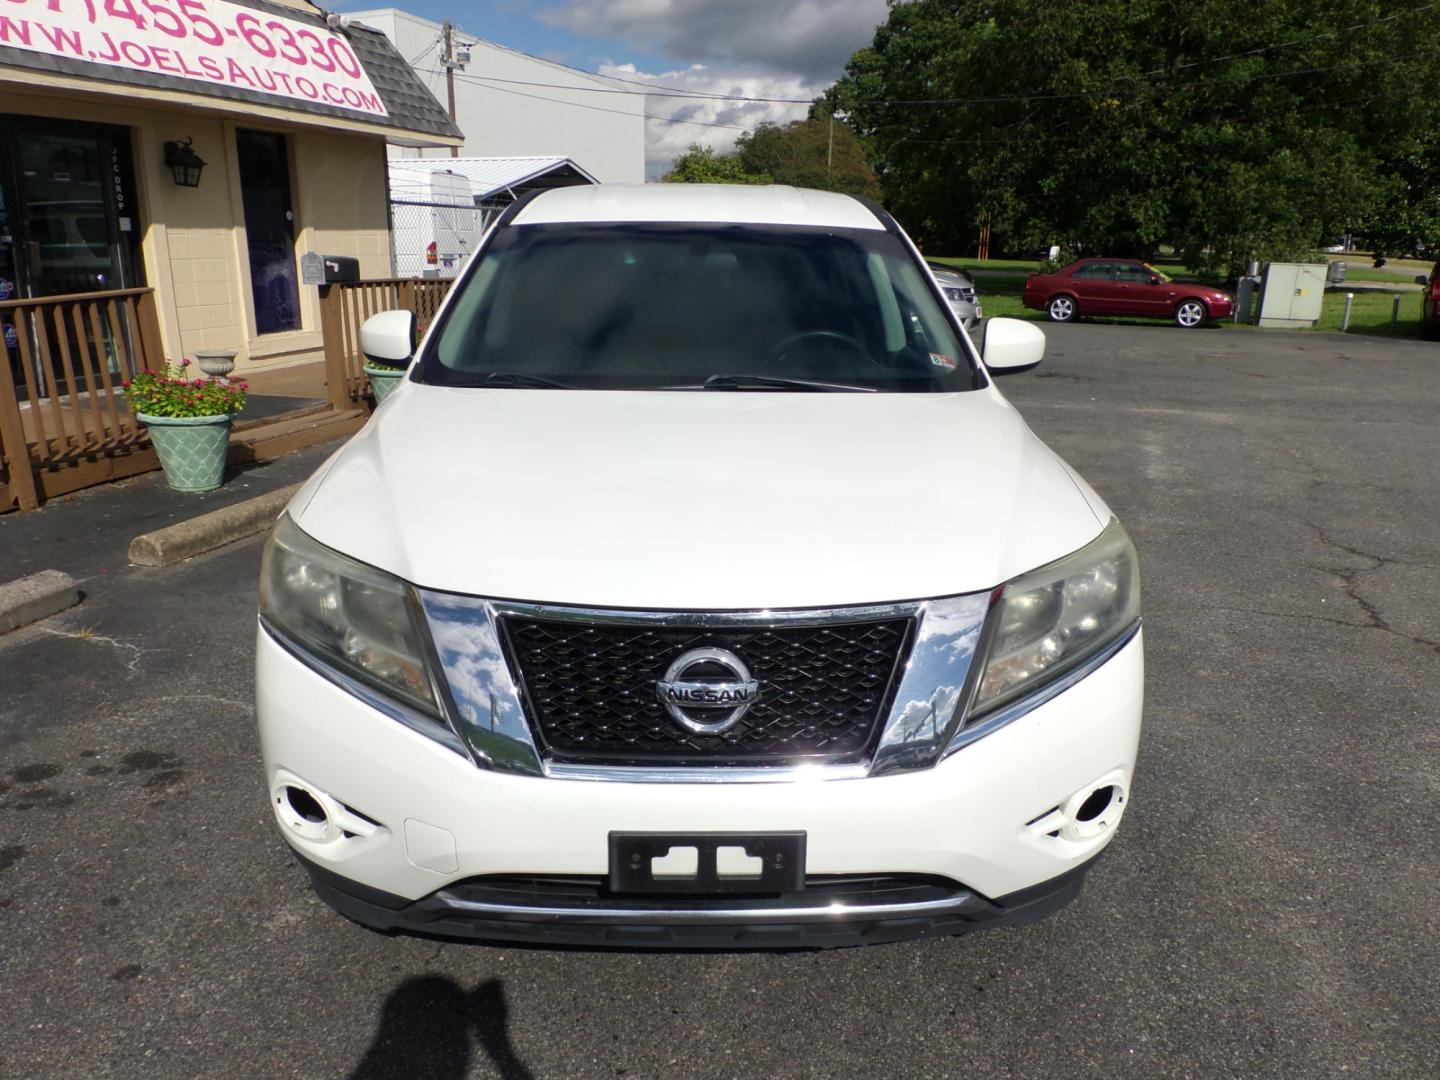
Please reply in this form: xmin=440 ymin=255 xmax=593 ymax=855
xmin=349 ymin=8 xmax=645 ymax=184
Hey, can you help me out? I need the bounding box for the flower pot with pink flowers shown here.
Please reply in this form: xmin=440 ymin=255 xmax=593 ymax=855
xmin=124 ymin=359 xmax=249 ymax=493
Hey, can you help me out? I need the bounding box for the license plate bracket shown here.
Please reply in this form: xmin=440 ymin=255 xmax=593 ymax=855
xmin=608 ymin=832 xmax=806 ymax=895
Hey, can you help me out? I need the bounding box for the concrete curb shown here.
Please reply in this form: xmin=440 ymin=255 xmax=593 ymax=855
xmin=0 ymin=570 xmax=81 ymax=633
xmin=128 ymin=484 xmax=301 ymax=567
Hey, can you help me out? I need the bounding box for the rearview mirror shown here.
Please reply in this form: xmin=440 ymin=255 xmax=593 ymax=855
xmin=982 ymin=318 xmax=1045 ymax=375
xmin=359 ymin=309 xmax=416 ymax=367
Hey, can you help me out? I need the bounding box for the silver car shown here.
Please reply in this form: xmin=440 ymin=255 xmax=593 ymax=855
xmin=929 ymin=263 xmax=983 ymax=330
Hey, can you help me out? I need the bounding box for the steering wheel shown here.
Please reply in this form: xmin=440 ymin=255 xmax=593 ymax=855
xmin=766 ymin=329 xmax=870 ymax=364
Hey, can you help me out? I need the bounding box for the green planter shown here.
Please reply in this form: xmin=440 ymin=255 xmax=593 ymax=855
xmin=137 ymin=412 xmax=232 ymax=493
xmin=364 ymin=365 xmax=406 ymax=404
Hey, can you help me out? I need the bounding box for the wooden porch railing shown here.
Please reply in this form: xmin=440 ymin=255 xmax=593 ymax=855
xmin=319 ymin=278 xmax=452 ymax=409
xmin=0 ymin=288 xmax=164 ymax=512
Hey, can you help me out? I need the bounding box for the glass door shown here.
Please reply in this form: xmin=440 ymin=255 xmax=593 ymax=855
xmin=236 ymin=129 xmax=301 ymax=335
xmin=0 ymin=118 xmax=143 ymax=399
xmin=8 ymin=121 xmax=138 ymax=296
xmin=1 ymin=125 xmax=23 ymax=391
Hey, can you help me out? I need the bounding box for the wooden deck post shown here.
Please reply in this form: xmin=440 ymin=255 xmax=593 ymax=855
xmin=0 ymin=338 xmax=40 ymax=512
xmin=135 ymin=289 xmax=165 ymax=369
xmin=318 ymin=285 xmax=353 ymax=411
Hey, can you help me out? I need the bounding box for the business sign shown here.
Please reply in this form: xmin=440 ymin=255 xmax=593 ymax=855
xmin=0 ymin=0 xmax=388 ymax=118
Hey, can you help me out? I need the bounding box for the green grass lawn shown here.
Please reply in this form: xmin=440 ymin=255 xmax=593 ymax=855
xmin=972 ymin=273 xmax=1036 ymax=319
xmin=1332 ymin=267 xmax=1425 ymax=285
xmin=967 ymin=272 xmax=1426 ymax=338
xmin=929 ymin=257 xmax=1044 ymax=274
xmin=1317 ymin=289 xmax=1423 ymax=337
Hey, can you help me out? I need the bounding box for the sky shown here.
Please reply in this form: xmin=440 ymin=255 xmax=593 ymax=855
xmin=338 ymin=0 xmax=889 ymax=175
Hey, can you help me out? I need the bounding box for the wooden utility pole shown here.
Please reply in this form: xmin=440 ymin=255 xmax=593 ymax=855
xmin=443 ymin=21 xmax=458 ymax=158
xmin=827 ymin=111 xmax=834 ymax=182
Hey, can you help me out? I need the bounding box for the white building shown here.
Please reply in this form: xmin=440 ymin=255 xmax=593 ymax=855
xmin=348 ymin=9 xmax=646 ymax=184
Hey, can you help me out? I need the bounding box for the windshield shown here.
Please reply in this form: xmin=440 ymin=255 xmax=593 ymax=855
xmin=421 ymin=223 xmax=982 ymax=392
xmin=1143 ymin=263 xmax=1173 ymax=283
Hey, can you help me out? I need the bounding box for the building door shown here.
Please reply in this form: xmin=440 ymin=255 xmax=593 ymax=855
xmin=236 ymin=129 xmax=301 ymax=335
xmin=0 ymin=117 xmax=142 ymax=398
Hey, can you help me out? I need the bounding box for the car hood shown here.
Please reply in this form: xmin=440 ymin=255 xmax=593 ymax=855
xmin=292 ymin=385 xmax=1105 ymax=610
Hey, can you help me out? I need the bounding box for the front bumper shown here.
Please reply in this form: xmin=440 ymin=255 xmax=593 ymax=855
xmin=295 ymin=849 xmax=1101 ymax=949
xmin=257 ymin=626 xmax=1143 ymax=945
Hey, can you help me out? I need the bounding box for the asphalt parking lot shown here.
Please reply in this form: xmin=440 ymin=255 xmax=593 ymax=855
xmin=2 ymin=322 xmax=1438 ymax=1078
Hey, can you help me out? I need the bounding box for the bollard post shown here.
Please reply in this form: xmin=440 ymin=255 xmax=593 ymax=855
xmin=1342 ymin=293 xmax=1354 ymax=332
xmin=1392 ymin=295 xmax=1401 ymax=330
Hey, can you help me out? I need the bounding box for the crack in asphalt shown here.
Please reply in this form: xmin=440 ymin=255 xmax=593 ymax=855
xmin=38 ymin=627 xmax=144 ymax=677
xmin=1294 ymin=524 xmax=1440 ymax=656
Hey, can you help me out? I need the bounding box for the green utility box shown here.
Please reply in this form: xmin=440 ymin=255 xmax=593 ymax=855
xmin=1256 ymin=262 xmax=1327 ymax=328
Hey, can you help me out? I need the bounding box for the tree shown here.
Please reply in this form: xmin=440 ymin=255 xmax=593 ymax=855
xmin=663 ymin=145 xmax=770 ymax=185
xmin=826 ymin=0 xmax=1440 ymax=270
xmin=735 ymin=116 xmax=882 ymax=198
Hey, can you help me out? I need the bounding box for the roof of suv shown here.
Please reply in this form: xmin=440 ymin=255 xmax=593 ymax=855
xmin=511 ymin=183 xmax=886 ymax=231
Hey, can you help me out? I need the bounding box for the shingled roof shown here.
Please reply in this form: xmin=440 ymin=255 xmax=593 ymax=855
xmin=0 ymin=0 xmax=460 ymax=142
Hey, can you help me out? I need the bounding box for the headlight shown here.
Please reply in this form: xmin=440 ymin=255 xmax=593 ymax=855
xmin=970 ymin=518 xmax=1139 ymax=716
xmin=260 ymin=515 xmax=439 ymax=716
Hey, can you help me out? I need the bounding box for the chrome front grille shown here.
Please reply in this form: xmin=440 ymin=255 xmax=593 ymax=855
xmin=501 ymin=615 xmax=913 ymax=765
xmin=417 ymin=591 xmax=994 ymax=780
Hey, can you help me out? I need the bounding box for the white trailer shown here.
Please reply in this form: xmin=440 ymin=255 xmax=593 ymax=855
xmin=388 ymin=167 xmax=483 ymax=279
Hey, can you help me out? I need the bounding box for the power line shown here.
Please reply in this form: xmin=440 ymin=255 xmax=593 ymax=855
xmin=428 ymin=42 xmax=1428 ymax=141
xmin=402 ymin=33 xmax=442 ymax=71
xmin=413 ymin=5 xmax=1437 ymax=110
xmin=1143 ymin=1 xmax=1437 ymax=76
xmin=416 ymin=67 xmax=755 ymax=131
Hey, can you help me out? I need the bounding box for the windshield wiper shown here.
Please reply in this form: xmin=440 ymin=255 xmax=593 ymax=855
xmin=700 ymin=373 xmax=876 ymax=393
xmin=473 ymin=372 xmax=572 ymax=389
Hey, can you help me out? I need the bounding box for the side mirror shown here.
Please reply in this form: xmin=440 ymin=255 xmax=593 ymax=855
xmin=1149 ymin=274 xmax=1162 ymax=285
xmin=1415 ymin=274 xmax=1429 ymax=286
xmin=359 ymin=309 xmax=416 ymax=367
xmin=982 ymin=317 xmax=1045 ymax=375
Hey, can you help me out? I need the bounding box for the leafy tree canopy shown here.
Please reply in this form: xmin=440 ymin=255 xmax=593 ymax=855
xmin=662 ymin=145 xmax=770 ymax=185
xmin=662 ymin=118 xmax=882 ymax=198
xmin=826 ymin=0 xmax=1440 ymax=271
xmin=736 ymin=117 xmax=883 ymax=199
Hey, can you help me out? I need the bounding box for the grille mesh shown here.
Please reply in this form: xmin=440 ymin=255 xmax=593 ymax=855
xmin=501 ymin=617 xmax=912 ymax=764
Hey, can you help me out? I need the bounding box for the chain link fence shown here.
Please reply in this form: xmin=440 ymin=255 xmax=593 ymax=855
xmin=389 ymin=199 xmax=491 ymax=279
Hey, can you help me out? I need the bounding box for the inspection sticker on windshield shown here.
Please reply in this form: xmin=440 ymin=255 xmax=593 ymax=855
xmin=929 ymin=352 xmax=956 ymax=371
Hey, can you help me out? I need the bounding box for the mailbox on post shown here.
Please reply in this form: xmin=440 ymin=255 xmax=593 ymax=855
xmin=301 ymin=253 xmax=360 ymax=285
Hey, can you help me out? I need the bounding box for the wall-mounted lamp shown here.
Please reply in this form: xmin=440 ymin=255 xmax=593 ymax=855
xmin=163 ymin=138 xmax=206 ymax=187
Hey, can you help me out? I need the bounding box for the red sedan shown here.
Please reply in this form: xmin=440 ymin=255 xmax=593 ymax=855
xmin=1420 ymin=262 xmax=1440 ymax=339
xmin=1023 ymin=259 xmax=1234 ymax=328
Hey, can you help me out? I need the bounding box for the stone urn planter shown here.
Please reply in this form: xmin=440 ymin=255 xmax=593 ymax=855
xmin=123 ymin=359 xmax=248 ymax=494
xmin=136 ymin=412 xmax=233 ymax=493
xmin=194 ymin=349 xmax=238 ymax=379
xmin=364 ymin=364 xmax=405 ymax=404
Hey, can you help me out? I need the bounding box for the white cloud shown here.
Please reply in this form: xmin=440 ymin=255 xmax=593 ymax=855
xmin=544 ymin=0 xmax=888 ymax=82
xmin=598 ymin=63 xmax=818 ymax=177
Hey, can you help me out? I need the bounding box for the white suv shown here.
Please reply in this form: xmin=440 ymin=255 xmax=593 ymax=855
xmin=257 ymin=185 xmax=1142 ymax=948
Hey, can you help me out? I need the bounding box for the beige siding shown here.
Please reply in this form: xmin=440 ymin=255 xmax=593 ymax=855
xmin=2 ymin=86 xmax=390 ymax=373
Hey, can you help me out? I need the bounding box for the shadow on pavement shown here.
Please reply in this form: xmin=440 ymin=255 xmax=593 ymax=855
xmin=349 ymin=975 xmax=534 ymax=1080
